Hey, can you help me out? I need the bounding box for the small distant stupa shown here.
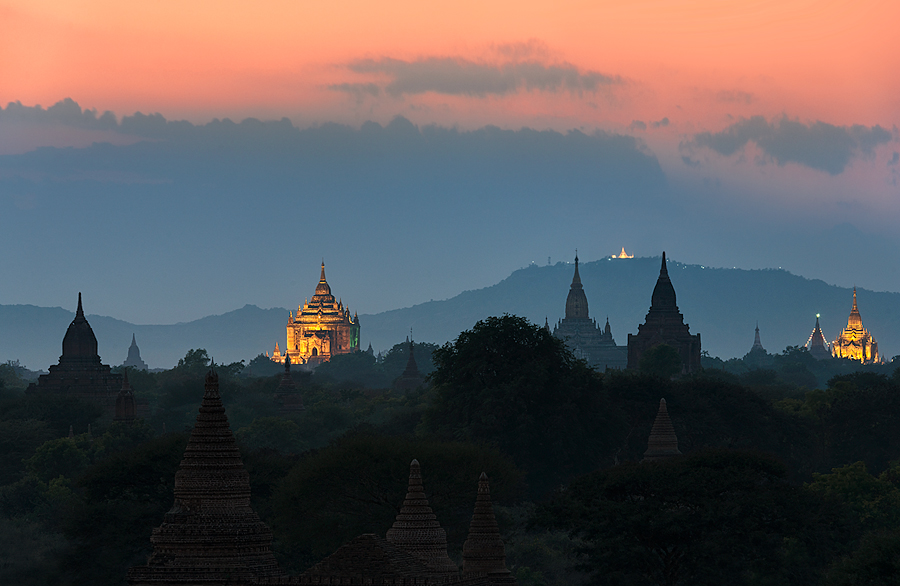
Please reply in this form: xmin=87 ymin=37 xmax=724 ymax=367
xmin=273 ymin=353 xmax=304 ymax=412
xmin=643 ymin=398 xmax=682 ymax=462
xmin=805 ymin=314 xmax=832 ymax=361
xmin=123 ymin=334 xmax=149 ymax=370
xmin=462 ymin=473 xmax=515 ymax=583
xmin=394 ymin=337 xmax=426 ymax=390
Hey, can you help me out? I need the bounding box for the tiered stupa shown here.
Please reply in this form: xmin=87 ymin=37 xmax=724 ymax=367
xmin=552 ymin=254 xmax=627 ymax=370
xmin=114 ymin=370 xmax=136 ymax=423
xmin=123 ymin=333 xmax=149 ymax=370
xmin=128 ymin=366 xmax=283 ymax=585
xmin=462 ymin=473 xmax=515 ymax=584
xmin=272 ymin=262 xmax=360 ymax=367
xmin=643 ymin=398 xmax=682 ymax=462
xmin=394 ymin=338 xmax=426 ymax=390
xmin=743 ymin=323 xmax=772 ymax=367
xmin=832 ymin=288 xmax=880 ymax=363
xmin=385 ymin=459 xmax=459 ymax=582
xmin=805 ymin=315 xmax=832 ymax=360
xmin=274 ymin=353 xmax=304 ymax=412
xmin=627 ymin=253 xmax=701 ymax=374
xmin=26 ymin=293 xmax=124 ymax=416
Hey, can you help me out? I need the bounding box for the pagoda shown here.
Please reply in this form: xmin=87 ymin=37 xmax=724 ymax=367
xmin=462 ymin=473 xmax=515 ymax=584
xmin=272 ymin=262 xmax=360 ymax=367
xmin=805 ymin=315 xmax=832 ymax=360
xmin=743 ymin=323 xmax=772 ymax=367
xmin=627 ymin=253 xmax=701 ymax=373
xmin=123 ymin=333 xmax=149 ymax=370
xmin=385 ymin=459 xmax=459 ymax=582
xmin=394 ymin=338 xmax=426 ymax=390
xmin=643 ymin=398 xmax=682 ymax=462
xmin=128 ymin=366 xmax=283 ymax=585
xmin=26 ymin=293 xmax=124 ymax=416
xmin=552 ymin=254 xmax=627 ymax=370
xmin=273 ymin=353 xmax=304 ymax=412
xmin=832 ymin=288 xmax=880 ymax=363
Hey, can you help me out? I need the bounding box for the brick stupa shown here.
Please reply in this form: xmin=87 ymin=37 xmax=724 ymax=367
xmin=386 ymin=459 xmax=459 ymax=582
xmin=643 ymin=398 xmax=682 ymax=462
xmin=462 ymin=473 xmax=515 ymax=584
xmin=128 ymin=366 xmax=283 ymax=585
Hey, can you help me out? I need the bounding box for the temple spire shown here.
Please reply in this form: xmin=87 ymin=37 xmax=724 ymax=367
xmin=462 ymin=473 xmax=513 ymax=580
xmin=643 ymin=398 xmax=682 ymax=461
xmin=76 ymin=292 xmax=84 ymax=320
xmin=650 ymin=251 xmax=677 ymax=309
xmin=385 ymin=459 xmax=459 ymax=580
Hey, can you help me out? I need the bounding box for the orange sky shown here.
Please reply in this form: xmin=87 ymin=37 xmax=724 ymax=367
xmin=2 ymin=0 xmax=897 ymax=131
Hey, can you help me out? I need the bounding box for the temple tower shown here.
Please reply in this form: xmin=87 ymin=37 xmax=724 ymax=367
xmin=386 ymin=459 xmax=459 ymax=581
xmin=114 ymin=370 xmax=136 ymax=423
xmin=552 ymin=254 xmax=627 ymax=370
xmin=274 ymin=353 xmax=304 ymax=412
xmin=123 ymin=334 xmax=149 ymax=370
xmin=26 ymin=293 xmax=124 ymax=416
xmin=627 ymin=253 xmax=701 ymax=373
xmin=274 ymin=262 xmax=360 ymax=367
xmin=805 ymin=315 xmax=832 ymax=360
xmin=832 ymin=288 xmax=880 ymax=363
xmin=128 ymin=366 xmax=283 ymax=585
xmin=394 ymin=338 xmax=426 ymax=390
xmin=462 ymin=473 xmax=515 ymax=584
xmin=643 ymin=398 xmax=682 ymax=462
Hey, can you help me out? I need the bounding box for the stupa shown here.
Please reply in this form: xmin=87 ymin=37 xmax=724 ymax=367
xmin=394 ymin=338 xmax=426 ymax=390
xmin=128 ymin=366 xmax=283 ymax=585
xmin=462 ymin=473 xmax=515 ymax=583
xmin=643 ymin=398 xmax=682 ymax=462
xmin=805 ymin=315 xmax=832 ymax=360
xmin=123 ymin=334 xmax=149 ymax=370
xmin=832 ymin=288 xmax=880 ymax=363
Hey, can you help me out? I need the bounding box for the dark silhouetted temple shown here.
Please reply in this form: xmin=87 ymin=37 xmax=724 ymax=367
xmin=26 ymin=293 xmax=124 ymax=416
xmin=270 ymin=262 xmax=360 ymax=367
xmin=273 ymin=353 xmax=304 ymax=412
xmin=552 ymin=255 xmax=627 ymax=370
xmin=643 ymin=398 xmax=682 ymax=462
xmin=394 ymin=338 xmax=427 ymax=390
xmin=627 ymin=253 xmax=701 ymax=373
xmin=128 ymin=366 xmax=284 ymax=585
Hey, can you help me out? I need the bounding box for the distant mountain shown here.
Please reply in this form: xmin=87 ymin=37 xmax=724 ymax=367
xmin=3 ymin=257 xmax=899 ymax=370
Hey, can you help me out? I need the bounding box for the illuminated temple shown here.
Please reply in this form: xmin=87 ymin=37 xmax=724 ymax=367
xmin=270 ymin=262 xmax=360 ymax=367
xmin=832 ymin=288 xmax=880 ymax=364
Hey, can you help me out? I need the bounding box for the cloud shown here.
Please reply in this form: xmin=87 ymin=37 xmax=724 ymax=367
xmin=341 ymin=55 xmax=622 ymax=98
xmin=651 ymin=117 xmax=669 ymax=129
xmin=1 ymin=98 xmax=118 ymax=130
xmin=715 ymin=90 xmax=755 ymax=104
xmin=691 ymin=116 xmax=894 ymax=175
xmin=327 ymin=82 xmax=381 ymax=102
xmin=629 ymin=120 xmax=647 ymax=131
xmin=890 ymin=152 xmax=899 ymax=166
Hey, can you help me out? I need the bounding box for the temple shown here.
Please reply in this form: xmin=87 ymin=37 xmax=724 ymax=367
xmin=552 ymin=254 xmax=627 ymax=370
xmin=394 ymin=338 xmax=426 ymax=390
xmin=128 ymin=366 xmax=284 ymax=585
xmin=123 ymin=333 xmax=149 ymax=370
xmin=832 ymin=288 xmax=880 ymax=363
xmin=26 ymin=293 xmax=125 ymax=417
xmin=643 ymin=398 xmax=681 ymax=462
xmin=743 ymin=323 xmax=772 ymax=367
xmin=271 ymin=262 xmax=360 ymax=367
xmin=805 ymin=315 xmax=832 ymax=360
xmin=274 ymin=354 xmax=304 ymax=412
xmin=627 ymin=253 xmax=701 ymax=374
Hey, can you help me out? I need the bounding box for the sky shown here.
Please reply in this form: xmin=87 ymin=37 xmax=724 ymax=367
xmin=1 ymin=0 xmax=898 ymax=328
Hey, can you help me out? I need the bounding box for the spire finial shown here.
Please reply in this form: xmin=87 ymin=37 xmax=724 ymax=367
xmin=660 ymin=251 xmax=668 ymax=275
xmin=76 ymin=292 xmax=84 ymax=319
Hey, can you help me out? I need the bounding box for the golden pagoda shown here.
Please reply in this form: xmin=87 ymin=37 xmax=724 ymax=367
xmin=271 ymin=262 xmax=360 ymax=366
xmin=613 ymin=246 xmax=634 ymax=259
xmin=832 ymin=288 xmax=879 ymax=363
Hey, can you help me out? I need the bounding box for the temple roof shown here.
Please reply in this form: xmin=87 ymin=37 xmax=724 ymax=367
xmin=315 ymin=261 xmax=332 ymax=296
xmin=462 ymin=473 xmax=511 ymax=579
xmin=564 ymin=254 xmax=589 ymax=319
xmin=750 ymin=323 xmax=765 ymax=352
xmin=847 ymin=287 xmax=863 ymax=329
xmin=650 ymin=253 xmax=677 ymax=310
xmin=643 ymin=398 xmax=682 ymax=461
xmin=386 ymin=459 xmax=459 ymax=579
xmin=61 ymin=293 xmax=100 ymax=361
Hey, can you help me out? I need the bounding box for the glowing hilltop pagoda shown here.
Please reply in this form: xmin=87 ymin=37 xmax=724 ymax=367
xmin=805 ymin=314 xmax=832 ymax=360
xmin=613 ymin=246 xmax=634 ymax=259
xmin=832 ymin=288 xmax=880 ymax=363
xmin=270 ymin=262 xmax=360 ymax=367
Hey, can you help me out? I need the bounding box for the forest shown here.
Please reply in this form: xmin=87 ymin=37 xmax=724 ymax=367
xmin=1 ymin=315 xmax=899 ymax=585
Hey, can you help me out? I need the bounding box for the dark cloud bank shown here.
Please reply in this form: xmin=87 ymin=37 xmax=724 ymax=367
xmin=691 ymin=115 xmax=894 ymax=175
xmin=331 ymin=56 xmax=621 ymax=98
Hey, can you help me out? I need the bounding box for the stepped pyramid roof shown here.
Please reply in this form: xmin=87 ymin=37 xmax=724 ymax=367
xmin=462 ymin=473 xmax=513 ymax=582
xmin=386 ymin=459 xmax=459 ymax=581
xmin=128 ymin=366 xmax=283 ymax=585
xmin=643 ymin=398 xmax=682 ymax=461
